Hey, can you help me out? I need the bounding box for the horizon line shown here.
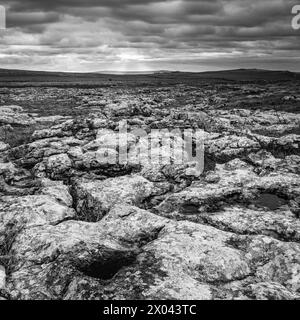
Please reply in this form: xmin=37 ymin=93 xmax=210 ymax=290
xmin=0 ymin=67 xmax=297 ymax=75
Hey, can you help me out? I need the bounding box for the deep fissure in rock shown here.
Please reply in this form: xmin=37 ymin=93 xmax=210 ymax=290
xmin=78 ymin=251 xmax=137 ymax=280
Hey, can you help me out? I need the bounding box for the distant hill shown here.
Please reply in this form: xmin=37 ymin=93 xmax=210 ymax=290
xmin=84 ymin=68 xmax=300 ymax=80
xmin=0 ymin=68 xmax=97 ymax=77
xmin=0 ymin=69 xmax=175 ymax=76
xmin=0 ymin=68 xmax=299 ymax=87
xmin=96 ymin=71 xmax=154 ymax=75
xmin=96 ymin=70 xmax=178 ymax=75
xmin=192 ymin=69 xmax=300 ymax=81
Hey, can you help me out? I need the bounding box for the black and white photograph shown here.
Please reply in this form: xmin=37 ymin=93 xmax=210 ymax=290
xmin=0 ymin=0 xmax=300 ymax=305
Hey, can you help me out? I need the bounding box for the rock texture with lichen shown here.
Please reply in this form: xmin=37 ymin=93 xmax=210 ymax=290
xmin=0 ymin=81 xmax=300 ymax=300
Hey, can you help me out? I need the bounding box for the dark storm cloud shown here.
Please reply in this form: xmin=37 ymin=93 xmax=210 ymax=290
xmin=7 ymin=11 xmax=61 ymax=28
xmin=0 ymin=0 xmax=299 ymax=71
xmin=2 ymin=0 xmax=297 ymax=35
xmin=5 ymin=0 xmax=163 ymax=12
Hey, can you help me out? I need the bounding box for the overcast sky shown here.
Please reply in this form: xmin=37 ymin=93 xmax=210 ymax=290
xmin=0 ymin=0 xmax=299 ymax=72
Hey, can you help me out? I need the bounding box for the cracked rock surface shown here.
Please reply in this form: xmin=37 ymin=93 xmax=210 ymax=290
xmin=0 ymin=82 xmax=300 ymax=300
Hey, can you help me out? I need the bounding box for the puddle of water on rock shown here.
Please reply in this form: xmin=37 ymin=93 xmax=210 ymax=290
xmin=253 ymin=193 xmax=287 ymax=210
xmin=181 ymin=204 xmax=200 ymax=215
